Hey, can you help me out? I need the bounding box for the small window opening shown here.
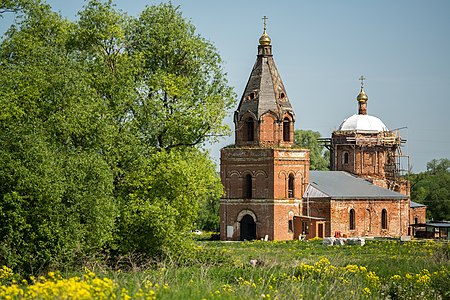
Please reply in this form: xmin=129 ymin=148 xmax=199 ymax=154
xmin=283 ymin=117 xmax=290 ymax=142
xmin=382 ymin=209 xmax=388 ymax=229
xmin=344 ymin=152 xmax=349 ymax=164
xmin=246 ymin=118 xmax=254 ymax=141
xmin=245 ymin=174 xmax=252 ymax=199
xmin=288 ymin=174 xmax=294 ymax=198
xmin=349 ymin=209 xmax=356 ymax=230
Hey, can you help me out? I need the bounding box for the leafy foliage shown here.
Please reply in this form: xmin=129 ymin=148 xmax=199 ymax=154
xmin=294 ymin=130 xmax=330 ymax=170
xmin=410 ymin=158 xmax=450 ymax=221
xmin=127 ymin=3 xmax=234 ymax=150
xmin=116 ymin=149 xmax=223 ymax=257
xmin=0 ymin=0 xmax=234 ymax=273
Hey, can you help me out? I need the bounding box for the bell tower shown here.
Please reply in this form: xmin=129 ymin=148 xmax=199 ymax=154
xmin=234 ymin=16 xmax=295 ymax=148
xmin=220 ymin=18 xmax=310 ymax=241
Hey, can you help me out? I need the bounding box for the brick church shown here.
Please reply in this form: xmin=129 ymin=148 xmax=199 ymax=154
xmin=219 ymin=20 xmax=426 ymax=241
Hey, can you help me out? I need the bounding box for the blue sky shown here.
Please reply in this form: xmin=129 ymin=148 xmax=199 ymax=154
xmin=1 ymin=0 xmax=449 ymax=172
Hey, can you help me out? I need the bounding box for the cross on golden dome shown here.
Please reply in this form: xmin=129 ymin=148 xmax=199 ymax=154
xmin=357 ymin=75 xmax=368 ymax=103
xmin=359 ymin=75 xmax=366 ymax=89
xmin=259 ymin=16 xmax=271 ymax=45
xmin=263 ymin=16 xmax=268 ymax=33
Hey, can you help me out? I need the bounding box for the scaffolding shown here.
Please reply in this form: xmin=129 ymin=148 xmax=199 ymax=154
xmin=319 ymin=129 xmax=410 ymax=194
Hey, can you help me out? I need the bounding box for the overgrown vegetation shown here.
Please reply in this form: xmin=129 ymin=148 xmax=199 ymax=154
xmin=0 ymin=0 xmax=234 ymax=274
xmin=411 ymin=158 xmax=450 ymax=220
xmin=1 ymin=240 xmax=449 ymax=299
xmin=294 ymin=129 xmax=330 ymax=170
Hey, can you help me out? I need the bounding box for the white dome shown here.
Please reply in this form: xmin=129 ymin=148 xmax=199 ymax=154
xmin=338 ymin=114 xmax=388 ymax=133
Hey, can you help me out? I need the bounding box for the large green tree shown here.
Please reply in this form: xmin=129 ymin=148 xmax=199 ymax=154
xmin=294 ymin=130 xmax=330 ymax=170
xmin=410 ymin=158 xmax=450 ymax=221
xmin=0 ymin=0 xmax=234 ymax=272
xmin=0 ymin=0 xmax=117 ymax=273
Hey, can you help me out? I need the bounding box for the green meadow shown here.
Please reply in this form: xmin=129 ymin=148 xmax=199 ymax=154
xmin=1 ymin=236 xmax=449 ymax=299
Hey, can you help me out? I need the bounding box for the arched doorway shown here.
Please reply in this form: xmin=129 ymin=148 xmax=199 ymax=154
xmin=240 ymin=214 xmax=256 ymax=241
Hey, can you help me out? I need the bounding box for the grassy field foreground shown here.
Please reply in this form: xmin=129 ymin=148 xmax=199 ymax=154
xmin=1 ymin=237 xmax=449 ymax=299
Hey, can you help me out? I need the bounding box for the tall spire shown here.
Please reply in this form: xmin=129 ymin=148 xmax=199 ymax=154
xmin=234 ymin=17 xmax=295 ymax=147
xmin=357 ymin=75 xmax=368 ymax=115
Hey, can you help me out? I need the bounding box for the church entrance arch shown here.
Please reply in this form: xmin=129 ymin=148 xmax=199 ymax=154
xmin=240 ymin=214 xmax=256 ymax=240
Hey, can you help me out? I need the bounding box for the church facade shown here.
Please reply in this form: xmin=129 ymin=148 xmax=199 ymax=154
xmin=219 ymin=21 xmax=426 ymax=241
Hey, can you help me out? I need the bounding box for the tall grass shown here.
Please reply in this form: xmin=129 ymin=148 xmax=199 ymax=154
xmin=1 ymin=239 xmax=449 ymax=299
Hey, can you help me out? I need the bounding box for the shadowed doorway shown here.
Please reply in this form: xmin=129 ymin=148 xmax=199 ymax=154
xmin=240 ymin=214 xmax=256 ymax=240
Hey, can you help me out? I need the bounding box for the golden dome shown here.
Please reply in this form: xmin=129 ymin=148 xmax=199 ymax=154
xmin=357 ymin=89 xmax=368 ymax=102
xmin=259 ymin=32 xmax=271 ymax=45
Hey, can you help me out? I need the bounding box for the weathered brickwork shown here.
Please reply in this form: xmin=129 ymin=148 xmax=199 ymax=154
xmin=235 ymin=113 xmax=295 ymax=148
xmin=219 ymin=200 xmax=301 ymax=241
xmin=220 ymin=201 xmax=274 ymax=240
xmin=301 ymin=198 xmax=409 ymax=237
xmin=220 ymin=29 xmax=309 ymax=241
xmin=220 ymin=148 xmax=309 ymax=240
xmin=410 ymin=206 xmax=427 ymax=224
xmin=331 ymin=131 xmax=409 ymax=195
xmin=330 ymin=199 xmax=409 ymax=237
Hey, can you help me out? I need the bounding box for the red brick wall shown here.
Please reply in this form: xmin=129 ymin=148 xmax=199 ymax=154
xmin=259 ymin=114 xmax=276 ymax=145
xmin=302 ymin=198 xmax=410 ymax=238
xmin=273 ymin=201 xmax=301 ymax=240
xmin=333 ymin=143 xmax=389 ymax=179
xmin=220 ymin=147 xmax=309 ymax=241
xmin=410 ymin=206 xmax=427 ymax=224
xmin=331 ymin=131 xmax=410 ymax=197
xmin=234 ymin=113 xmax=294 ymax=148
xmin=219 ymin=201 xmax=274 ymax=240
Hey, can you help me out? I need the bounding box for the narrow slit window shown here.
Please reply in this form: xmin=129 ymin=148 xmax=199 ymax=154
xmin=245 ymin=174 xmax=252 ymax=199
xmin=349 ymin=209 xmax=355 ymax=230
xmin=382 ymin=209 xmax=388 ymax=229
xmin=283 ymin=117 xmax=290 ymax=142
xmin=246 ymin=118 xmax=254 ymax=141
xmin=344 ymin=152 xmax=349 ymax=164
xmin=288 ymin=174 xmax=294 ymax=198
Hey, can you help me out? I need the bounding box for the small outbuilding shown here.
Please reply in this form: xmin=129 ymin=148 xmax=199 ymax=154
xmin=410 ymin=221 xmax=450 ymax=239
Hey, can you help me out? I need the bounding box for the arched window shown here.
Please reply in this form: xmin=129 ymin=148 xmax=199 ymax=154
xmin=349 ymin=209 xmax=355 ymax=230
xmin=382 ymin=209 xmax=388 ymax=229
xmin=283 ymin=117 xmax=290 ymax=142
xmin=343 ymin=152 xmax=349 ymax=164
xmin=288 ymin=174 xmax=295 ymax=198
xmin=246 ymin=118 xmax=254 ymax=141
xmin=245 ymin=174 xmax=252 ymax=199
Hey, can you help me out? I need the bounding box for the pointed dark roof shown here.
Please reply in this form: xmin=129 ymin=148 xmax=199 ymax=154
xmin=235 ymin=36 xmax=294 ymax=123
